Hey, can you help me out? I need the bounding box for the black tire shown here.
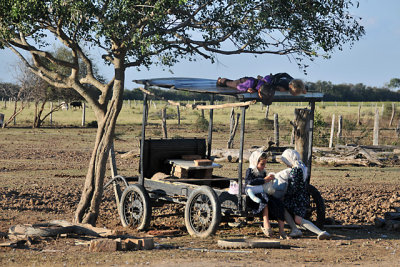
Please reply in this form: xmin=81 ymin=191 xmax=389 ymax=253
xmin=184 ymin=186 xmax=221 ymax=238
xmin=306 ymin=184 xmax=326 ymax=228
xmin=119 ymin=184 xmax=151 ymax=230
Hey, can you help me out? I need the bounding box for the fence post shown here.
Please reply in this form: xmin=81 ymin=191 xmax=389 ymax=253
xmin=265 ymin=105 xmax=270 ymax=119
xmin=161 ymin=107 xmax=167 ymax=138
xmin=50 ymin=102 xmax=53 ymax=126
xmin=357 ymin=104 xmax=361 ymax=125
xmin=294 ymin=108 xmax=312 ymax=168
xmin=396 ymin=119 xmax=400 ymax=138
xmin=389 ymin=102 xmax=395 ymax=127
xmin=329 ymin=114 xmax=335 ymax=148
xmin=177 ymin=105 xmax=180 ymax=125
xmin=373 ymin=108 xmax=379 ymax=146
xmin=337 ymin=115 xmax=342 ymax=144
xmin=274 ymin=113 xmax=279 ymax=147
xmin=0 ymin=113 xmax=4 ymax=128
xmin=81 ymin=102 xmax=86 ymax=127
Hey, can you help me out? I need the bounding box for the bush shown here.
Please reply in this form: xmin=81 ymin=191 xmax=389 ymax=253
xmin=86 ymin=120 xmax=98 ymax=128
xmin=194 ymin=115 xmax=209 ymax=131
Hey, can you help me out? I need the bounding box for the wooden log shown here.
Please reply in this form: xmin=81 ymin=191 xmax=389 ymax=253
xmin=374 ymin=217 xmax=386 ymax=228
xmin=385 ymin=220 xmax=400 ymax=231
xmin=384 ymin=212 xmax=400 ymax=221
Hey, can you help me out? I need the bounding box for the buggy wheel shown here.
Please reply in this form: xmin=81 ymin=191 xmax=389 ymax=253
xmin=306 ymin=184 xmax=326 ymax=228
xmin=184 ymin=186 xmax=221 ymax=238
xmin=119 ymin=184 xmax=151 ymax=230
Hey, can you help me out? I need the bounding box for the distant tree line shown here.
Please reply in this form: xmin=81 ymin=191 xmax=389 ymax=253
xmin=307 ymin=81 xmax=400 ymax=101
xmin=2 ymin=80 xmax=400 ymax=102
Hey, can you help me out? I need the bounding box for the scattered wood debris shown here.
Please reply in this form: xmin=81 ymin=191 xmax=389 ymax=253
xmin=4 ymin=220 xmax=155 ymax=251
xmin=374 ymin=207 xmax=400 ymax=231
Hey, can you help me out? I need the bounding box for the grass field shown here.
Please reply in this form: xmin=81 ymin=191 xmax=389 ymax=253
xmin=1 ymin=100 xmax=399 ymax=146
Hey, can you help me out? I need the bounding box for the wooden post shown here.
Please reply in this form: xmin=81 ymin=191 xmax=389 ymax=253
xmin=396 ymin=119 xmax=400 ymax=138
xmin=357 ymin=104 xmax=361 ymax=125
xmin=161 ymin=107 xmax=167 ymax=138
xmin=3 ymin=100 xmax=6 ymax=109
xmin=0 ymin=113 xmax=4 ymax=128
xmin=274 ymin=113 xmax=279 ymax=147
xmin=265 ymin=105 xmax=270 ymax=119
xmin=81 ymin=102 xmax=86 ymax=127
xmin=201 ymin=109 xmax=205 ymax=118
xmin=128 ymin=99 xmax=131 ymax=108
xmin=373 ymin=108 xmax=379 ymax=146
xmin=50 ymin=102 xmax=53 ymax=126
xmin=337 ymin=115 xmax=343 ymax=145
xmin=294 ymin=108 xmax=312 ymax=167
xmin=227 ymin=109 xmax=240 ymax=149
xmin=290 ymin=126 xmax=295 ymax=146
xmin=177 ymin=105 xmax=180 ymax=125
xmin=389 ymin=102 xmax=395 ymax=127
xmin=329 ymin=114 xmax=335 ymax=148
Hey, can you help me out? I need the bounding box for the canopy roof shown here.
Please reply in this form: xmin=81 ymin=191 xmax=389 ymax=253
xmin=134 ymin=77 xmax=324 ymax=103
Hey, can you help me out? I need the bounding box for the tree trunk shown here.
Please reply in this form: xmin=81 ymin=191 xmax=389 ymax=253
xmin=74 ymin=58 xmax=125 ymax=226
xmin=33 ymin=101 xmax=46 ymax=128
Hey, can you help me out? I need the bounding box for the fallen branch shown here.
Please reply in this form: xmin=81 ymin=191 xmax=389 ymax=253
xmin=8 ymin=220 xmax=115 ymax=239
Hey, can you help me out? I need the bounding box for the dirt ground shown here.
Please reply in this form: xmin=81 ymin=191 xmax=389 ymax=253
xmin=1 ymin=127 xmax=400 ymax=266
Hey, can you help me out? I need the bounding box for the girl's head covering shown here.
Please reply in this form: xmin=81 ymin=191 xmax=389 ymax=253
xmin=249 ymin=150 xmax=267 ymax=176
xmin=281 ymin=149 xmax=308 ymax=182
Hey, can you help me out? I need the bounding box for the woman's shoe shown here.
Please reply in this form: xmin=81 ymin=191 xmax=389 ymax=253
xmin=260 ymin=226 xmax=273 ymax=237
xmin=317 ymin=231 xmax=331 ymax=240
xmin=279 ymin=232 xmax=291 ymax=240
xmin=289 ymin=229 xmax=303 ymax=238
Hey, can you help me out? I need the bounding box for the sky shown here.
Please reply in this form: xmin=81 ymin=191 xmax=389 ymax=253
xmin=1 ymin=0 xmax=399 ymax=89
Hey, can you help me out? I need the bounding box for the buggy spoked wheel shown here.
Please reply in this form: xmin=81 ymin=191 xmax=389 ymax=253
xmin=306 ymin=184 xmax=326 ymax=228
xmin=119 ymin=184 xmax=151 ymax=230
xmin=184 ymin=186 xmax=221 ymax=238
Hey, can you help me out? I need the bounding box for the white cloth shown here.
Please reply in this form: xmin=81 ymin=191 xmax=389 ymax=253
xmin=271 ymin=168 xmax=291 ymax=199
xmin=280 ymin=149 xmax=308 ymax=182
xmin=248 ymin=150 xmax=266 ymax=177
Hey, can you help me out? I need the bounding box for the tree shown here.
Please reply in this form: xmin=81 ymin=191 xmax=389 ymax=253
xmin=0 ymin=0 xmax=365 ymax=225
xmin=388 ymin=78 xmax=400 ymax=90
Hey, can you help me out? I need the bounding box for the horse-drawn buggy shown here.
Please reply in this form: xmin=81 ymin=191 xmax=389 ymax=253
xmin=104 ymin=78 xmax=325 ymax=237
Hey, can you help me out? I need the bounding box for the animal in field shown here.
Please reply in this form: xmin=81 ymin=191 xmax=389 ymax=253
xmin=70 ymin=101 xmax=83 ymax=109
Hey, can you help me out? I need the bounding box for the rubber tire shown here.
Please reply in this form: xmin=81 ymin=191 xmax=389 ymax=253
xmin=306 ymin=184 xmax=326 ymax=228
xmin=119 ymin=184 xmax=151 ymax=230
xmin=184 ymin=186 xmax=221 ymax=238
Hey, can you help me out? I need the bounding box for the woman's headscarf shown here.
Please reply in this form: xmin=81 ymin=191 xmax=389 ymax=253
xmin=248 ymin=150 xmax=266 ymax=176
xmin=280 ymin=149 xmax=308 ymax=182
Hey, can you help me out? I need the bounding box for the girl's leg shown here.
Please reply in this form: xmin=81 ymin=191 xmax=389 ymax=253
xmin=284 ymin=210 xmax=302 ymax=237
xmin=297 ymin=216 xmax=331 ymax=240
xmin=261 ymin=206 xmax=273 ymax=237
xmin=246 ymin=185 xmax=265 ymax=203
xmin=277 ymin=220 xmax=289 ymax=239
xmin=262 ymin=206 xmax=271 ymax=229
